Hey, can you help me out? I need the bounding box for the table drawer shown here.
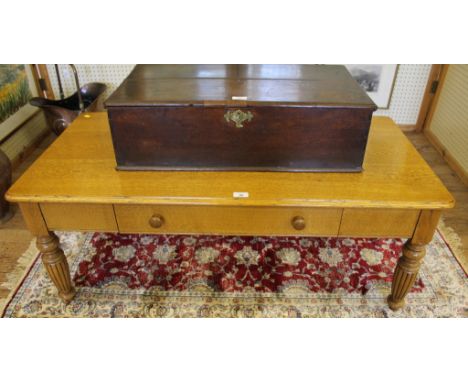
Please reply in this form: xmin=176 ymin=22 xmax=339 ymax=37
xmin=114 ymin=205 xmax=342 ymax=236
xmin=338 ymin=208 xmax=420 ymax=237
xmin=40 ymin=203 xmax=118 ymax=232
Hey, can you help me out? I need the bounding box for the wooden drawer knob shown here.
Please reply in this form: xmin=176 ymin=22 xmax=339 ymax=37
xmin=292 ymin=216 xmax=306 ymax=230
xmin=149 ymin=214 xmax=165 ymax=228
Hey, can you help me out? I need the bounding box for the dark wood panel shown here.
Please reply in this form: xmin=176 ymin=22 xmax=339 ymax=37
xmin=105 ymin=64 xmax=376 ymax=107
xmin=108 ymin=106 xmax=373 ymax=171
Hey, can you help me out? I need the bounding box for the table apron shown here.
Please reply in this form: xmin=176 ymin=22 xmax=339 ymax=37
xmin=36 ymin=202 xmax=423 ymax=238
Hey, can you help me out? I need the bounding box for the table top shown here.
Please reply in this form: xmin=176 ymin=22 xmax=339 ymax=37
xmin=7 ymin=113 xmax=454 ymax=210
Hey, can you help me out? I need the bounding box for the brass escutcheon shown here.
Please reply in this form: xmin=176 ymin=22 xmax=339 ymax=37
xmin=224 ymin=109 xmax=253 ymax=128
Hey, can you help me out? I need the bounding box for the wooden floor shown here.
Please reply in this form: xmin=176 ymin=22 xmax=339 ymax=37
xmin=406 ymin=131 xmax=468 ymax=272
xmin=1 ymin=131 xmax=467 ymax=301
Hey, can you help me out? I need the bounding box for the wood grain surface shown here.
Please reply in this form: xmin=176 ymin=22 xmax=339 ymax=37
xmin=114 ymin=204 xmax=342 ymax=236
xmin=105 ymin=64 xmax=375 ymax=107
xmin=6 ymin=113 xmax=454 ymax=209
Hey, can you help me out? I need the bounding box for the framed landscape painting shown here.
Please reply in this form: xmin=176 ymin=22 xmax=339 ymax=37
xmin=345 ymin=64 xmax=398 ymax=108
xmin=0 ymin=64 xmax=38 ymax=141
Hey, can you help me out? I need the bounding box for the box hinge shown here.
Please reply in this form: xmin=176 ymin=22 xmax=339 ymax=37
xmin=430 ymin=80 xmax=439 ymax=94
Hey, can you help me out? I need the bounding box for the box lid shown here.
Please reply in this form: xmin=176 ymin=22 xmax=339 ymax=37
xmin=105 ymin=64 xmax=377 ymax=108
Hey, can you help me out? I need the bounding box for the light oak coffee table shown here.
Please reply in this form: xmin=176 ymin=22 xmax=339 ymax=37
xmin=6 ymin=113 xmax=454 ymax=311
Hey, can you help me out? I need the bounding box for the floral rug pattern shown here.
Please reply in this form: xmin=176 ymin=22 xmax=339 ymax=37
xmin=74 ymin=233 xmax=424 ymax=294
xmin=2 ymin=230 xmax=467 ymax=317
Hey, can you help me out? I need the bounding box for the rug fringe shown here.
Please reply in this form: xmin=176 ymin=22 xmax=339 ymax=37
xmin=0 ymin=238 xmax=39 ymax=315
xmin=437 ymin=218 xmax=467 ymax=274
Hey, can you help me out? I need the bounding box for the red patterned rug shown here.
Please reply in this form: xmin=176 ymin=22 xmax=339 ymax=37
xmin=74 ymin=234 xmax=423 ymax=294
xmin=1 ymin=227 xmax=467 ymax=317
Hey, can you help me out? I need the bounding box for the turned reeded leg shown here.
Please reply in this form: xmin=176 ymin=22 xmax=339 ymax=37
xmin=37 ymin=233 xmax=76 ymax=304
xmin=387 ymin=241 xmax=426 ymax=310
xmin=387 ymin=210 xmax=441 ymax=311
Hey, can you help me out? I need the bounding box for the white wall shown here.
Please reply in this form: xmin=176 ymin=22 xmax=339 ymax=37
xmin=374 ymin=65 xmax=431 ymax=125
xmin=47 ymin=64 xmax=431 ymax=125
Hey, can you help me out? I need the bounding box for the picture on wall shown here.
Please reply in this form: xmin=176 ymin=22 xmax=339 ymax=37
xmin=345 ymin=64 xmax=398 ymax=108
xmin=0 ymin=64 xmax=38 ymax=141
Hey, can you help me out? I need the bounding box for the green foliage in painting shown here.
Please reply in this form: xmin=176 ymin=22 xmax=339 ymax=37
xmin=0 ymin=64 xmax=32 ymax=124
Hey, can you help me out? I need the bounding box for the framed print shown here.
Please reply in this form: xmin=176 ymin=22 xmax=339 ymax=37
xmin=345 ymin=64 xmax=398 ymax=108
xmin=0 ymin=64 xmax=38 ymax=141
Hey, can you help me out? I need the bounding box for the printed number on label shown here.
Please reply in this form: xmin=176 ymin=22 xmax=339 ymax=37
xmin=233 ymin=191 xmax=249 ymax=199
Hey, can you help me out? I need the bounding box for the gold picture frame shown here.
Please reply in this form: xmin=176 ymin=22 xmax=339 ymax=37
xmin=0 ymin=64 xmax=39 ymax=141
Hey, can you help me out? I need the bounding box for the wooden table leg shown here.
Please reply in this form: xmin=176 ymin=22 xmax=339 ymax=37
xmin=387 ymin=240 xmax=426 ymax=310
xmin=37 ymin=233 xmax=76 ymax=304
xmin=387 ymin=210 xmax=441 ymax=311
xmin=19 ymin=203 xmax=76 ymax=304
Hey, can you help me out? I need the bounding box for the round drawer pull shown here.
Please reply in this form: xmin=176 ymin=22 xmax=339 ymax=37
xmin=149 ymin=214 xmax=165 ymax=228
xmin=291 ymin=216 xmax=306 ymax=230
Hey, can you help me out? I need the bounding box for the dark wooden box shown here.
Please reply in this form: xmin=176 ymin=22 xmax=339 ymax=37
xmin=105 ymin=65 xmax=377 ymax=172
